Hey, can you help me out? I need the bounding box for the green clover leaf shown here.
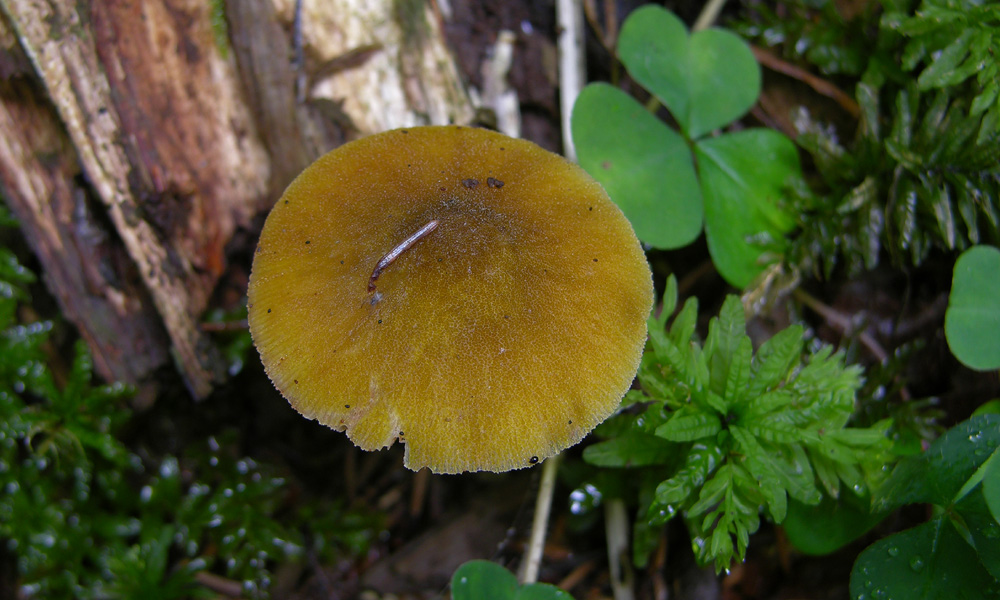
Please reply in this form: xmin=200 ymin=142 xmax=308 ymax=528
xmin=945 ymin=245 xmax=1000 ymax=371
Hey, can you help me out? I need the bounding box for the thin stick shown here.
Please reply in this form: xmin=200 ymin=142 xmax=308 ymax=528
xmin=199 ymin=319 xmax=249 ymax=332
xmin=606 ymin=499 xmax=635 ymax=600
xmin=293 ymin=0 xmax=306 ymax=103
xmin=368 ymin=220 xmax=439 ymax=293
xmin=751 ymin=46 xmax=860 ymax=118
xmin=517 ymin=0 xmax=581 ymax=586
xmin=792 ymin=287 xmax=889 ymax=363
xmin=520 ymin=454 xmax=561 ymax=584
xmin=194 ymin=571 xmax=244 ymax=598
xmin=692 ymin=0 xmax=728 ymax=32
xmin=557 ymin=0 xmax=586 ymax=161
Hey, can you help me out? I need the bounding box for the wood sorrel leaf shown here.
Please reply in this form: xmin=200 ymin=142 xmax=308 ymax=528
xmin=572 ymin=83 xmax=702 ymax=249
xmin=618 ymin=5 xmax=761 ymax=139
xmin=849 ymin=516 xmax=1000 ymax=600
xmin=945 ymin=245 xmax=1000 ymax=371
xmin=695 ymin=130 xmax=799 ymax=287
xmin=875 ymin=415 xmax=1000 ymax=512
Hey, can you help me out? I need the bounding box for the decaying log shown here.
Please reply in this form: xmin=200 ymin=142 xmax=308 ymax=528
xmin=0 ymin=0 xmax=473 ymax=398
xmin=1 ymin=0 xmax=269 ymax=397
xmin=0 ymin=47 xmax=169 ymax=391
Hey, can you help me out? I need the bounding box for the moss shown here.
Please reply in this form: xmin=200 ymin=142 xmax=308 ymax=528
xmin=208 ymin=0 xmax=229 ymax=59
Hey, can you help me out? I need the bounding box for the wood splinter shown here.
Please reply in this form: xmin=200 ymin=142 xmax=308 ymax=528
xmin=368 ymin=219 xmax=440 ymax=293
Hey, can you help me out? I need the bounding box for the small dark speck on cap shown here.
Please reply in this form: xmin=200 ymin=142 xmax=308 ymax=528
xmin=305 ymin=240 xmax=310 ymax=244
xmin=401 ymin=129 xmax=409 ymax=134
xmin=487 ymin=177 xmax=504 ymax=188
xmin=294 ymin=379 xmax=298 ymax=384
xmin=529 ymin=456 xmax=539 ymax=464
xmin=345 ymin=404 xmax=350 ymax=408
xmin=267 ymin=308 xmax=272 ymax=313
xmin=593 ymin=258 xmax=598 ymax=262
xmin=340 ymin=260 xmax=344 ymax=264
xmin=378 ymin=319 xmax=382 ymax=324
xmin=462 ymin=178 xmax=479 ymax=189
xmin=284 ymin=200 xmax=289 ymax=204
xmin=568 ymin=420 xmax=573 ymax=424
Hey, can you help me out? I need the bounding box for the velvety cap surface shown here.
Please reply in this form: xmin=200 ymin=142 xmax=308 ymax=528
xmin=248 ymin=126 xmax=653 ymax=473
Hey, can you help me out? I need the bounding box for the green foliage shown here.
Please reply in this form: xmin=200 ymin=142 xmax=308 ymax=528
xmin=782 ymin=492 xmax=887 ymax=556
xmin=945 ymin=245 xmax=1000 ymax=371
xmin=851 ymin=343 xmax=943 ymax=457
xmin=208 ymin=0 xmax=230 ymax=59
xmin=0 ymin=207 xmax=377 ymax=598
xmin=883 ymin=0 xmax=1000 ymax=136
xmin=850 ymin=415 xmax=1000 ymax=600
xmin=737 ymin=0 xmax=1000 ymax=278
xmin=616 ymin=6 xmax=760 ymax=139
xmin=583 ymin=276 xmax=892 ymax=572
xmin=450 ymin=560 xmax=575 ymax=600
xmin=732 ymin=0 xmax=875 ymax=77
xmin=571 ymin=6 xmax=803 ymax=288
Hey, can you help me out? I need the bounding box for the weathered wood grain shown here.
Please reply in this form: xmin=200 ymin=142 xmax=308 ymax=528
xmin=0 ymin=0 xmax=473 ymax=398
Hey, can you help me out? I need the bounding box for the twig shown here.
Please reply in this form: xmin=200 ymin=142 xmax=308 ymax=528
xmin=751 ymin=45 xmax=861 ymax=118
xmin=557 ymin=0 xmax=586 ymax=161
xmin=293 ymin=0 xmax=306 ymax=103
xmin=557 ymin=558 xmax=598 ymax=592
xmin=792 ymin=287 xmax=888 ymax=363
xmin=605 ymin=498 xmax=635 ymax=600
xmin=520 ymin=454 xmax=561 ymax=584
xmin=677 ymin=259 xmax=718 ymax=297
xmin=516 ymin=4 xmax=585 ymax=582
xmin=409 ymin=466 xmax=430 ymax=518
xmin=693 ymin=0 xmax=728 ymax=32
xmin=650 ymin=528 xmax=669 ymax=600
xmin=199 ymin=319 xmax=249 ymax=332
xmin=195 ymin=571 xmax=244 ymax=598
xmin=582 ymin=0 xmax=619 ymax=53
xmin=480 ymin=30 xmax=521 ymax=138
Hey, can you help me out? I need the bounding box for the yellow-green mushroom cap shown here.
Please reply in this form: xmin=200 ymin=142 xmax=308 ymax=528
xmin=248 ymin=126 xmax=653 ymax=474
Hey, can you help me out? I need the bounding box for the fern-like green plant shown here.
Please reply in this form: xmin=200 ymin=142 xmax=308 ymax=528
xmin=584 ymin=277 xmax=892 ymax=571
xmin=883 ymin=0 xmax=1000 ymax=136
xmin=738 ymin=0 xmax=1000 ymax=278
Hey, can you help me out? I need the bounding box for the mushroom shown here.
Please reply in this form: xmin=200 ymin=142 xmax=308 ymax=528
xmin=248 ymin=125 xmax=652 ymax=474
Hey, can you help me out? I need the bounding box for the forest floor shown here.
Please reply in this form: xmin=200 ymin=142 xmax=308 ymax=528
xmin=213 ymin=1 xmax=977 ymax=598
xmin=4 ymin=0 xmax=996 ymax=599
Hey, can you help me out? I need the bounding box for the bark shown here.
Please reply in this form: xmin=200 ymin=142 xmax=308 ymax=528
xmin=0 ymin=0 xmax=472 ymax=398
xmin=0 ymin=53 xmax=169 ymax=395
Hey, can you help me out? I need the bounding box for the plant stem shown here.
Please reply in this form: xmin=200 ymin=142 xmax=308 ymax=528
xmin=693 ymin=0 xmax=728 ymax=31
xmin=520 ymin=454 xmax=561 ymax=584
xmin=557 ymin=0 xmax=586 ymax=161
xmin=606 ymin=498 xmax=635 ymax=600
xmin=792 ymin=287 xmax=889 ymax=363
